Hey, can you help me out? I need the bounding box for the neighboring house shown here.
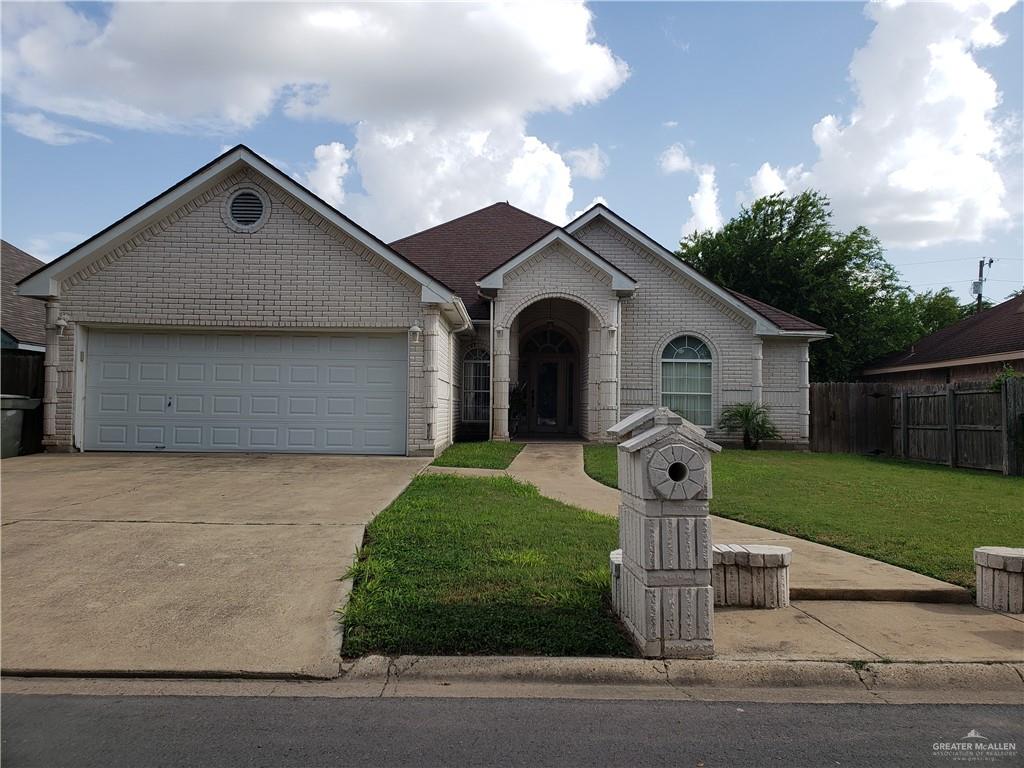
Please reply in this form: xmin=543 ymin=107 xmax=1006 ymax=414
xmin=861 ymin=295 xmax=1024 ymax=385
xmin=17 ymin=145 xmax=826 ymax=457
xmin=2 ymin=240 xmax=47 ymax=352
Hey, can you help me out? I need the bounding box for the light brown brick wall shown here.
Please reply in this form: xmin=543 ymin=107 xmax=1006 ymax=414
xmin=51 ymin=168 xmax=436 ymax=455
xmin=574 ymin=219 xmax=810 ymax=444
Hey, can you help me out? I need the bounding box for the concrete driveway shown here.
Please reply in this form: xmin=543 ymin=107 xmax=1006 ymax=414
xmin=1 ymin=452 xmax=428 ymax=678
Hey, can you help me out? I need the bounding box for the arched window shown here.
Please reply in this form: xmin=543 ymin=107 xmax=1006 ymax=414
xmin=462 ymin=348 xmax=490 ymax=423
xmin=661 ymin=335 xmax=712 ymax=426
xmin=521 ymin=327 xmax=574 ymax=355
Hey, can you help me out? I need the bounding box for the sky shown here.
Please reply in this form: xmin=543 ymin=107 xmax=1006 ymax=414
xmin=2 ymin=1 xmax=1022 ymax=304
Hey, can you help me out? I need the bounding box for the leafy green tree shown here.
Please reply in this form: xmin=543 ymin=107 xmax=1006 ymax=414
xmin=677 ymin=191 xmax=964 ymax=381
xmin=911 ymin=288 xmax=969 ymax=335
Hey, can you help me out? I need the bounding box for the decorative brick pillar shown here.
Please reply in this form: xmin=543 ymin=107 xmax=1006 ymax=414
xmin=492 ymin=325 xmax=510 ymax=441
xmin=608 ymin=407 xmax=722 ymax=658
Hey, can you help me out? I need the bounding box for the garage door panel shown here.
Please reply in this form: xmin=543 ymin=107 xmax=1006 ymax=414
xmin=85 ymin=331 xmax=408 ymax=454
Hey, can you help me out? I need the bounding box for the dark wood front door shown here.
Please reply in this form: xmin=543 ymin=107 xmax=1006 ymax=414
xmin=528 ymin=356 xmax=575 ymax=434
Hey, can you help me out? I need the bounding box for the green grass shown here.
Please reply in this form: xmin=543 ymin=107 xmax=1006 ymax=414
xmin=583 ymin=444 xmax=1024 ymax=590
xmin=341 ymin=473 xmax=631 ymax=657
xmin=431 ymin=440 xmax=525 ymax=470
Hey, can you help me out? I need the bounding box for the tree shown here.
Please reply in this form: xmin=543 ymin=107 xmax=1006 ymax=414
xmin=911 ymin=288 xmax=968 ymax=335
xmin=676 ymin=191 xmax=962 ymax=381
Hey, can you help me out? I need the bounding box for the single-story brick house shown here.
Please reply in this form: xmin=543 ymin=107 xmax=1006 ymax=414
xmin=17 ymin=145 xmax=827 ymax=456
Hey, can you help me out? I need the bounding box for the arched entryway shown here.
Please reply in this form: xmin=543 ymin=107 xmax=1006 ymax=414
xmin=518 ymin=325 xmax=579 ymax=435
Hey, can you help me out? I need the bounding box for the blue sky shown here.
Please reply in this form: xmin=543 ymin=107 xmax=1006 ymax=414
xmin=2 ymin=1 xmax=1022 ymax=303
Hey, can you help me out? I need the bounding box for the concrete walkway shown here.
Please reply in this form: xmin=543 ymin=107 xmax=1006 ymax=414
xmin=504 ymin=443 xmax=970 ymax=603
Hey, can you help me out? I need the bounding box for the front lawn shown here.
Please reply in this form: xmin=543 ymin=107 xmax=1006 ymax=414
xmin=431 ymin=440 xmax=524 ymax=469
xmin=342 ymin=473 xmax=631 ymax=657
xmin=583 ymin=445 xmax=1024 ymax=590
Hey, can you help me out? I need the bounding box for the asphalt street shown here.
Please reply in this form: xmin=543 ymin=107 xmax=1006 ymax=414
xmin=2 ymin=694 xmax=1021 ymax=767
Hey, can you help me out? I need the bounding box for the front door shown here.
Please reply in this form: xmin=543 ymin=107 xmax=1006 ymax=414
xmin=529 ymin=356 xmax=575 ymax=434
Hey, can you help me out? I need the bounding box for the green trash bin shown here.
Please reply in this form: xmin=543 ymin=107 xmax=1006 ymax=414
xmin=1 ymin=394 xmax=42 ymax=458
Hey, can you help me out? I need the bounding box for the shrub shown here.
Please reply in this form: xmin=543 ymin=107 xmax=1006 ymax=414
xmin=717 ymin=402 xmax=781 ymax=450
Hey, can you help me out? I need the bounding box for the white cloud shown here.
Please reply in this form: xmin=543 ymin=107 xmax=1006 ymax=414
xmin=748 ymin=162 xmax=788 ymax=200
xmin=663 ymin=120 xmax=679 ymax=128
xmin=659 ymin=143 xmax=693 ymax=174
xmin=660 ymin=141 xmax=723 ymax=237
xmin=570 ymin=195 xmax=608 ymax=221
xmin=2 ymin=2 xmax=629 ymax=238
xmin=4 ymin=111 xmax=107 ymax=145
xmin=25 ymin=231 xmax=84 ymax=261
xmin=682 ymin=166 xmax=723 ymax=236
xmin=304 ymin=142 xmax=351 ymax=208
xmin=562 ymin=143 xmax=609 ymax=180
xmin=751 ymin=0 xmax=1017 ymax=248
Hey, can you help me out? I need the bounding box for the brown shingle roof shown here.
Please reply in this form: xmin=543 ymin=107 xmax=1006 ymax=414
xmin=726 ymin=290 xmax=826 ymax=332
xmin=390 ymin=202 xmax=824 ymax=332
xmin=390 ymin=203 xmax=557 ymax=320
xmin=865 ymin=294 xmax=1024 ymax=371
xmin=2 ymin=241 xmax=46 ymax=347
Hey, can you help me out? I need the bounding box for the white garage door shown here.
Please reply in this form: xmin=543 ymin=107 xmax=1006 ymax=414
xmin=84 ymin=330 xmax=408 ymax=454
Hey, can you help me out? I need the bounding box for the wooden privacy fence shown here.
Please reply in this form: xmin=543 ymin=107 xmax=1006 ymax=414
xmin=810 ymin=379 xmax=1024 ymax=476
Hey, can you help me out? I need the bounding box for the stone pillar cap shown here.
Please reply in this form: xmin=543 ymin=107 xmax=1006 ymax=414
xmin=974 ymin=546 xmax=1024 ymax=570
xmin=713 ymin=543 xmax=792 ymax=567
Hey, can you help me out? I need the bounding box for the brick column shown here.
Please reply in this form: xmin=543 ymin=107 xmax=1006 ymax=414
xmin=423 ymin=309 xmax=440 ymax=445
xmin=798 ymin=343 xmax=810 ymax=442
xmin=492 ymin=325 xmax=511 ymax=441
xmin=41 ymin=300 xmax=61 ymax=447
xmin=751 ymin=339 xmax=763 ymax=404
xmin=599 ymin=325 xmax=619 ymax=435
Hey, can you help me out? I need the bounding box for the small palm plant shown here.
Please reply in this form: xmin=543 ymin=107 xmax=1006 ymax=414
xmin=717 ymin=402 xmax=781 ymax=450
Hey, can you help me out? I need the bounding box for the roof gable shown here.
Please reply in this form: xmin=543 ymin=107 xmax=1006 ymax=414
xmin=390 ymin=202 xmax=556 ymax=320
xmin=566 ymin=204 xmax=827 ymax=337
xmin=477 ymin=228 xmax=637 ymax=292
xmin=17 ymin=145 xmax=458 ymax=309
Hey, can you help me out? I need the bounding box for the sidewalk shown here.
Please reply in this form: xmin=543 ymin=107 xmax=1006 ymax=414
xmin=503 ymin=443 xmax=969 ymax=602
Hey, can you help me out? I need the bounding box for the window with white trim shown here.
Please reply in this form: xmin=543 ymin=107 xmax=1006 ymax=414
xmin=661 ymin=335 xmax=712 ymax=426
xmin=462 ymin=348 xmax=490 ymax=423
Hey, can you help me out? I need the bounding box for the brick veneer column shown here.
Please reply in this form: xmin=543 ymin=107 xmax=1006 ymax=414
xmin=492 ymin=325 xmax=511 ymax=440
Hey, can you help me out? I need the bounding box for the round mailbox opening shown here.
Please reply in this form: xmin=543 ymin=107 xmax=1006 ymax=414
xmin=667 ymin=461 xmax=688 ymax=482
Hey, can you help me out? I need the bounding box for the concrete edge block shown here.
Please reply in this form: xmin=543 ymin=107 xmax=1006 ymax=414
xmin=862 ymin=663 xmax=1024 ymax=692
xmin=665 ymin=660 xmax=860 ymax=688
xmin=390 ymin=656 xmax=668 ymax=685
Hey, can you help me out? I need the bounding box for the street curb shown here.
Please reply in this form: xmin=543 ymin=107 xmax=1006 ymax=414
xmin=790 ymin=587 xmax=971 ymax=603
xmin=344 ymin=655 xmax=1024 ymax=693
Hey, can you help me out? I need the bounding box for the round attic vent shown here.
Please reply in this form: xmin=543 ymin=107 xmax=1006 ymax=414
xmin=229 ymin=190 xmax=265 ymax=226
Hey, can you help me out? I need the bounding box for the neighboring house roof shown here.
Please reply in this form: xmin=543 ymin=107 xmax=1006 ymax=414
xmin=863 ymin=294 xmax=1024 ymax=374
xmin=1 ymin=240 xmax=47 ymax=347
xmin=16 ymin=145 xmax=470 ymax=331
xmin=390 ymin=203 xmax=556 ymax=320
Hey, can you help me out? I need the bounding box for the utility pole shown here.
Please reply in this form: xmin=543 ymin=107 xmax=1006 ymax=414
xmin=974 ymin=258 xmax=994 ymax=313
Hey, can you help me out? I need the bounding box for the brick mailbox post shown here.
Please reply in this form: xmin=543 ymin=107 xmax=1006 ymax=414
xmin=608 ymin=407 xmax=722 ymax=658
